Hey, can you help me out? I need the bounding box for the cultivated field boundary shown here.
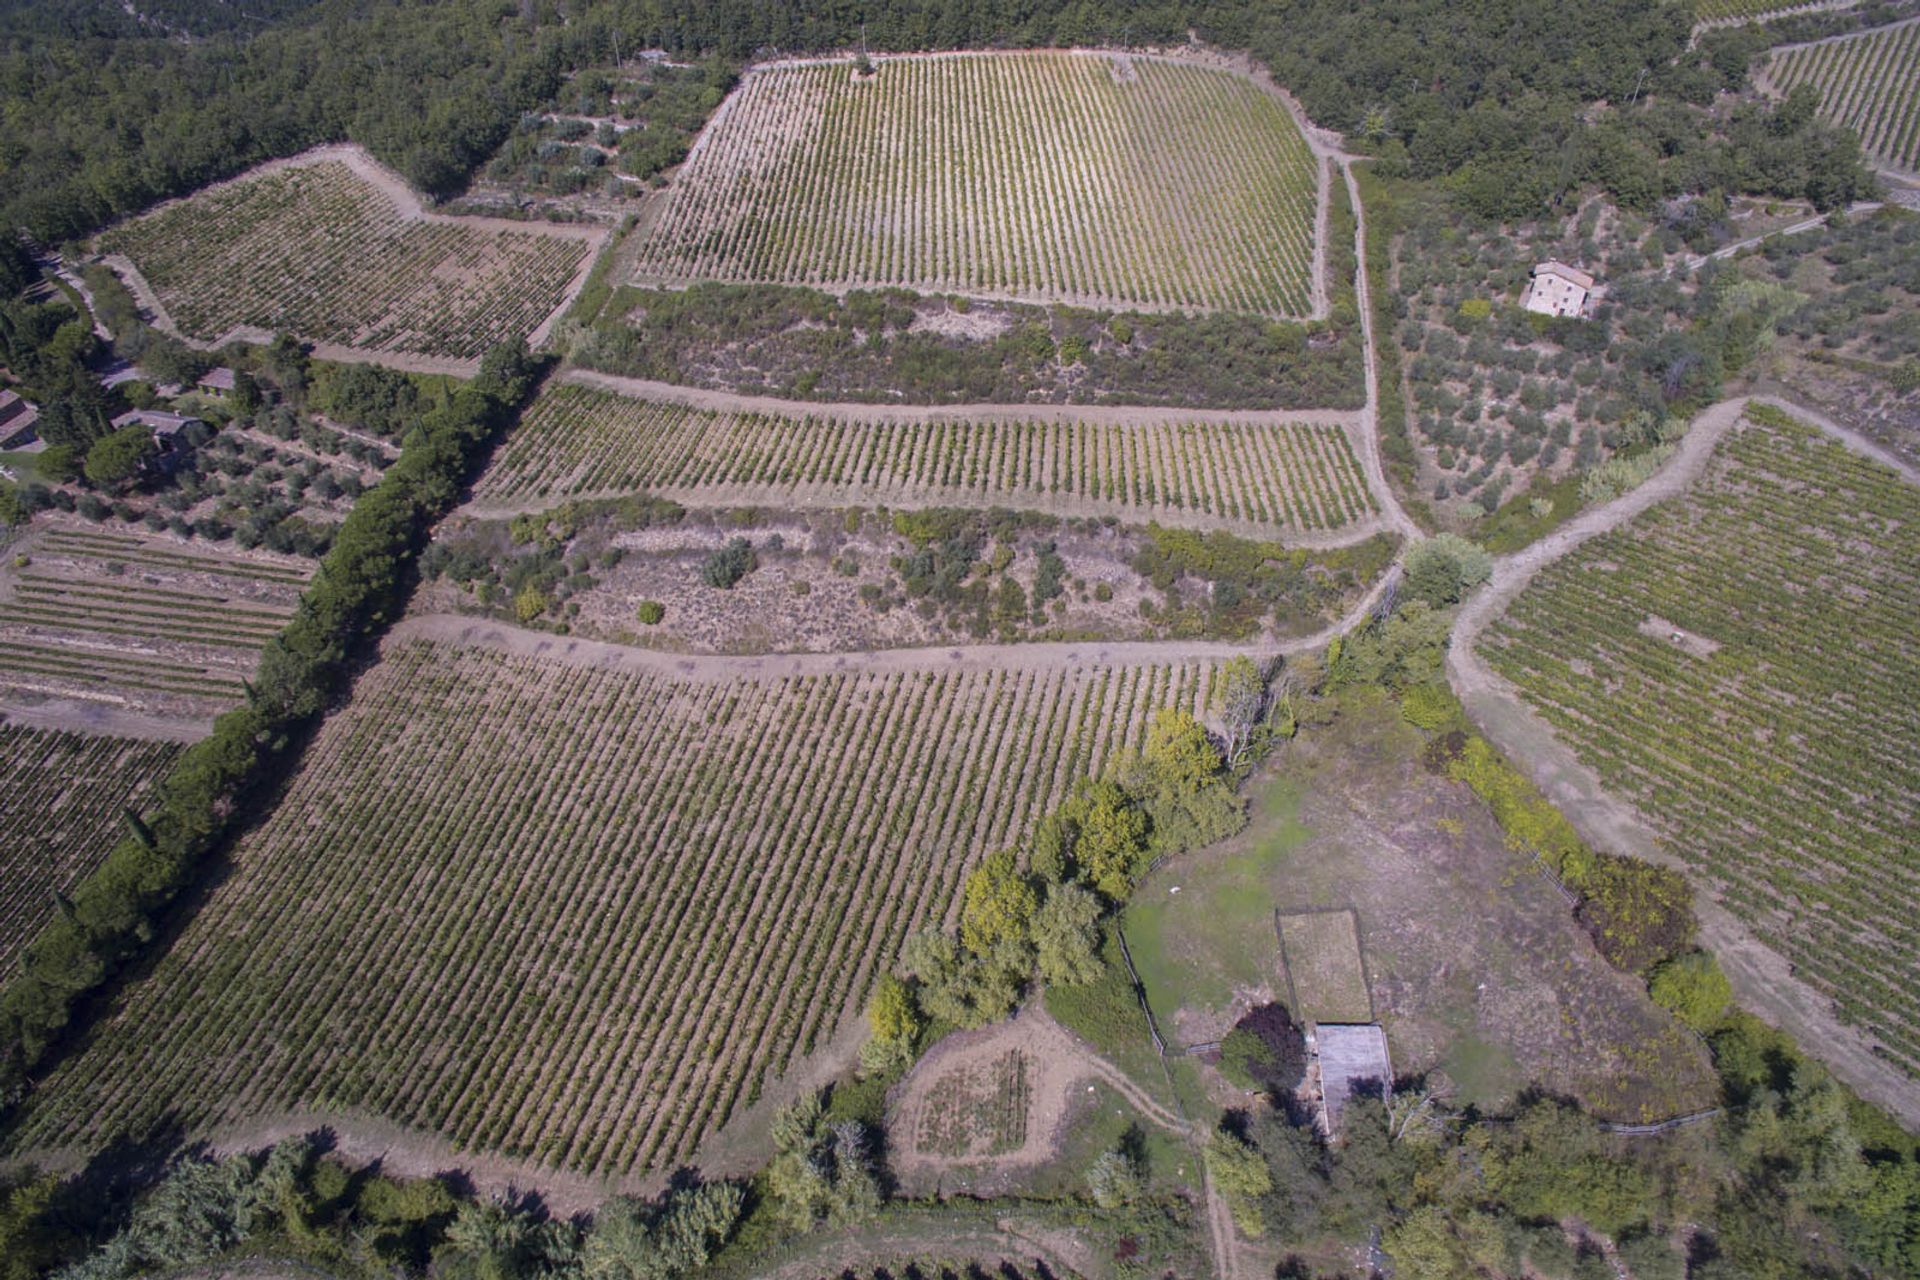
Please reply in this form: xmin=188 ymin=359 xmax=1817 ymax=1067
xmin=1448 ymin=392 xmax=1920 ymax=1131
xmin=464 ymin=369 xmax=1395 ymax=546
xmin=1753 ymin=17 xmax=1920 ymax=184
xmin=89 ymin=144 xmax=611 ymax=376
xmin=628 ymin=46 xmax=1335 ymax=323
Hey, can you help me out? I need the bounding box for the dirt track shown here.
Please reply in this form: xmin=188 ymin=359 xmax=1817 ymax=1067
xmin=1447 ymin=392 xmax=1920 ymax=1132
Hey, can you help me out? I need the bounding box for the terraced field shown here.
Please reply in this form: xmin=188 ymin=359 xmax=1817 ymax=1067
xmin=0 ymin=525 xmax=308 ymax=716
xmin=632 ymin=52 xmax=1322 ymax=315
xmin=475 ymin=382 xmax=1377 ymax=536
xmin=1479 ymin=406 xmax=1920 ymax=1075
xmin=7 ymin=637 xmax=1215 ymax=1177
xmin=98 ymin=152 xmax=599 ymax=359
xmin=0 ymin=727 xmax=180 ymax=969
xmin=1763 ymin=19 xmax=1920 ymax=172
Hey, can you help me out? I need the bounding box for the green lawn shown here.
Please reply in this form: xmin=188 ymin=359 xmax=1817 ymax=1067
xmin=1121 ymin=778 xmax=1312 ymax=1044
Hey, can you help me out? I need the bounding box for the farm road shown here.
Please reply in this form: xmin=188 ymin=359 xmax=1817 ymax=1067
xmin=1448 ymin=392 xmax=1920 ymax=1132
xmin=559 ymin=368 xmax=1366 ymax=429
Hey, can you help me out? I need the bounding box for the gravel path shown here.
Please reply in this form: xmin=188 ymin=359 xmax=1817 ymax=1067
xmin=1447 ymin=392 xmax=1920 ymax=1132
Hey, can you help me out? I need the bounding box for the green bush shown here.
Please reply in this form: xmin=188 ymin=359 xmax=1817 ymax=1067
xmin=1650 ymin=950 xmax=1733 ymax=1032
xmin=700 ymin=537 xmax=757 ymax=589
xmin=1400 ymin=681 xmax=1461 ymax=730
xmin=636 ymin=600 xmax=665 ymax=625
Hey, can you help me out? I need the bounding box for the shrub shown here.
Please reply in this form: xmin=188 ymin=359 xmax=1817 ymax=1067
xmin=1400 ymin=682 xmax=1461 ymax=730
xmin=1649 ymin=950 xmax=1733 ymax=1032
xmin=636 ymin=600 xmax=665 ymax=625
xmin=1402 ymin=533 xmax=1492 ymax=607
xmin=513 ymin=586 xmax=549 ymax=622
xmin=700 ymin=537 xmax=757 ymax=589
xmin=1218 ymin=1003 xmax=1307 ymax=1094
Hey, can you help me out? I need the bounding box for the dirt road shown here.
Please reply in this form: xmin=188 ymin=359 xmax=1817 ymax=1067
xmin=1447 ymin=392 xmax=1920 ymax=1131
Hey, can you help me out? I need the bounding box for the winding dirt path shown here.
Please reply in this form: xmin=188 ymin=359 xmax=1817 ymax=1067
xmin=1448 ymin=392 xmax=1920 ymax=1131
xmin=1337 ymin=158 xmax=1422 ymax=544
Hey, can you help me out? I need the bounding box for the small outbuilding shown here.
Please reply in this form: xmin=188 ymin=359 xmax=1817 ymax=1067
xmin=0 ymin=390 xmax=39 ymax=449
xmin=1313 ymin=1022 xmax=1393 ymax=1137
xmin=110 ymin=408 xmax=205 ymax=473
xmin=1523 ymin=261 xmax=1596 ymax=318
xmin=197 ymin=367 xmax=238 ymax=397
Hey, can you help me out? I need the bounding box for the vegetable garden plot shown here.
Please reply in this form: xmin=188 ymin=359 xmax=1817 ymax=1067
xmin=0 ymin=526 xmax=307 ymax=714
xmin=1480 ymin=408 xmax=1920 ymax=1075
xmin=0 ymin=727 xmax=179 ymax=970
xmin=98 ymin=160 xmax=594 ymax=359
xmin=632 ymin=53 xmax=1322 ymax=316
xmin=476 ymin=384 xmax=1376 ymax=536
xmin=10 ymin=639 xmax=1215 ymax=1177
xmin=1763 ymin=20 xmax=1920 ymax=172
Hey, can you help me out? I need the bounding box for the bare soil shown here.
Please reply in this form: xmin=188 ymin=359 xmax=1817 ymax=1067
xmin=888 ymin=1004 xmax=1186 ymax=1199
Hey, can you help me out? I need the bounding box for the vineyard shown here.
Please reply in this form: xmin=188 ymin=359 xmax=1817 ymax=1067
xmin=1480 ymin=408 xmax=1920 ymax=1075
xmin=0 ymin=524 xmax=308 ymax=714
xmin=1695 ymin=0 xmax=1819 ymax=21
xmin=0 ymin=727 xmax=179 ymax=969
xmin=98 ymin=154 xmax=598 ymax=359
xmin=8 ymin=638 xmax=1216 ymax=1177
xmin=475 ymin=382 xmax=1377 ymax=536
xmin=632 ymin=52 xmax=1322 ymax=315
xmin=1762 ymin=19 xmax=1920 ymax=172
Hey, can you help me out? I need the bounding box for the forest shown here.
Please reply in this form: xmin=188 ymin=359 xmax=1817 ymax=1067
xmin=0 ymin=0 xmax=1878 ymax=244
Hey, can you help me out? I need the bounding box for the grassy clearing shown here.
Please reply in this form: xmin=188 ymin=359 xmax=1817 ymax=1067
xmin=1481 ymin=405 xmax=1920 ymax=1077
xmin=9 ymin=639 xmax=1215 ymax=1178
xmin=634 ymin=52 xmax=1320 ymax=315
xmin=1276 ymin=909 xmax=1373 ymax=1024
xmin=1127 ymin=695 xmax=1716 ymax=1121
xmin=1122 ymin=779 xmax=1310 ymax=1034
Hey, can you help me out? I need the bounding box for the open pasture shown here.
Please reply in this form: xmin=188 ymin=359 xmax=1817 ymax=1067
xmin=1481 ymin=407 xmax=1920 ymax=1076
xmin=98 ymin=152 xmax=599 ymax=360
xmin=1762 ymin=19 xmax=1920 ymax=172
xmin=0 ymin=726 xmax=179 ymax=970
xmin=475 ymin=382 xmax=1376 ymax=536
xmin=631 ymin=52 xmax=1322 ymax=315
xmin=7 ymin=637 xmax=1215 ymax=1177
xmin=0 ymin=525 xmax=306 ymax=715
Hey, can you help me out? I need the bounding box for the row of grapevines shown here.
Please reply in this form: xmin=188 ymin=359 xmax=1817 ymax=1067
xmin=7 ymin=638 xmax=1214 ymax=1176
xmin=99 ymin=161 xmax=594 ymax=359
xmin=634 ymin=53 xmax=1320 ymax=316
xmin=478 ymin=383 xmax=1376 ymax=533
xmin=1765 ymin=18 xmax=1920 ymax=171
xmin=1480 ymin=407 xmax=1920 ymax=1075
xmin=0 ymin=728 xmax=180 ymax=969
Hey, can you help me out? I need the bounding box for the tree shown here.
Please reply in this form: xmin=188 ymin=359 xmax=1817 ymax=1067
xmin=82 ymin=425 xmax=156 ymax=490
xmin=1113 ymin=709 xmax=1245 ymax=860
xmin=1086 ymin=1148 xmax=1142 ymax=1208
xmin=1403 ymin=534 xmax=1493 ymax=608
xmin=583 ymin=1183 xmax=743 ymax=1280
xmin=1204 ymin=1129 xmax=1273 ymax=1238
xmin=229 ymin=371 xmax=263 ymax=415
xmin=859 ymin=973 xmax=921 ymax=1077
xmin=1213 ymin=655 xmax=1270 ymax=767
xmin=1064 ymin=779 xmax=1149 ymax=901
xmin=960 ymin=848 xmax=1036 ymax=952
xmin=1029 ymin=883 xmax=1102 ymax=986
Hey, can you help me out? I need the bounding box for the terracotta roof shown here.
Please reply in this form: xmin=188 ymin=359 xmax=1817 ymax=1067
xmin=1532 ymin=260 xmax=1595 ymax=290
